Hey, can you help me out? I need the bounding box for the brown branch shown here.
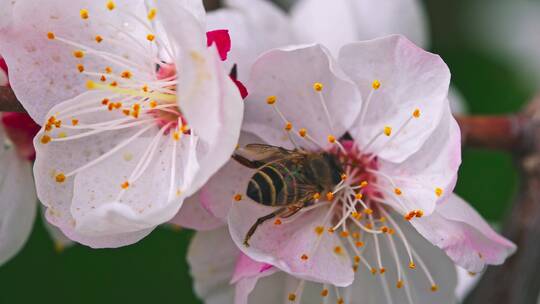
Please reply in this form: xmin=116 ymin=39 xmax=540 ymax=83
xmin=0 ymin=86 xmax=25 ymax=113
xmin=456 ymin=115 xmax=527 ymax=152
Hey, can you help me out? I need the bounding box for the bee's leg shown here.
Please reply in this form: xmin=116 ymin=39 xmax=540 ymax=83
xmin=280 ymin=200 xmax=314 ymax=218
xmin=244 ymin=207 xmax=287 ymax=247
xmin=232 ymin=154 xmax=263 ymax=169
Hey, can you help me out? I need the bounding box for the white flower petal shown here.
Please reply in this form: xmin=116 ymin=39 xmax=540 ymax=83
xmin=0 ymin=130 xmax=37 ymax=265
xmin=0 ymin=0 xmax=149 ymax=123
xmin=377 ymin=103 xmax=461 ymax=215
xmin=40 ymin=205 xmax=75 ymax=251
xmin=228 ymin=201 xmax=354 ymax=287
xmin=169 ymin=194 xmax=224 ymax=231
xmin=188 ymin=228 xmax=238 ymax=304
xmin=412 ymin=194 xmax=517 ymax=273
xmin=34 ymin=91 xmax=195 ymax=248
xmin=244 ymin=44 xmax=362 ymax=149
xmin=291 ymin=0 xmax=429 ymax=55
xmin=339 ymin=35 xmax=450 ymax=163
xmin=207 ymin=0 xmax=296 ymax=82
xmin=349 ymin=213 xmax=457 ymax=304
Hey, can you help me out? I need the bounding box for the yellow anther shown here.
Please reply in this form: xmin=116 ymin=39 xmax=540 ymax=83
xmin=340 ymin=231 xmax=349 ymax=238
xmin=372 ymin=79 xmax=381 ymax=90
xmin=233 ymin=194 xmax=243 ymax=201
xmin=364 ymin=208 xmax=373 ymax=215
xmin=380 ymin=267 xmax=386 ymax=274
xmin=394 ymin=188 xmax=402 ymax=195
xmin=384 ymin=126 xmax=392 ymax=136
xmin=121 ymin=70 xmax=132 ymax=79
xmin=354 ymin=256 xmax=361 ymax=263
xmin=327 ymin=135 xmax=336 ymax=144
xmin=266 ymin=95 xmax=277 ymax=105
xmin=360 ymin=181 xmax=368 ymax=188
xmin=95 ymin=35 xmax=103 ymax=43
xmin=355 ymin=193 xmax=363 ymax=200
xmin=121 ymin=181 xmax=130 ymax=189
xmin=327 ymin=227 xmax=335 ymax=234
xmin=71 ymin=119 xmax=79 ymax=126
xmin=313 ymin=82 xmax=323 ymax=92
xmin=105 ymin=66 xmax=113 ymax=74
xmin=80 ymin=9 xmax=89 ymax=19
xmin=106 ymin=1 xmax=116 ymax=10
xmin=149 ymin=100 xmax=158 ymax=108
xmin=147 ymin=8 xmax=157 ymax=20
xmin=340 ymin=173 xmax=348 ymax=180
xmin=352 ymin=212 xmax=362 ymax=220
xmin=172 ymin=131 xmax=181 ymax=141
xmin=77 ymin=64 xmax=85 ymax=73
xmin=300 ymin=254 xmax=309 ymax=261
xmin=435 ymin=187 xmax=443 ymax=197
xmin=73 ymin=50 xmax=85 ymax=59
xmin=314 ymin=226 xmax=324 ymax=235
xmin=334 ymin=246 xmax=343 ymax=255
xmin=146 ymin=34 xmax=155 ymax=42
xmin=298 ymin=128 xmax=307 ymax=137
xmin=370 ymin=268 xmax=377 ymax=275
xmin=288 ymin=293 xmax=296 ymax=302
xmin=431 ymin=284 xmax=439 ymax=292
xmin=284 ymin=122 xmax=292 ymax=131
xmin=110 ymin=81 xmax=118 ymax=87
xmin=415 ymin=210 xmax=424 ymax=218
xmin=352 ymin=232 xmax=360 ymax=239
xmin=337 ymin=298 xmax=344 ymax=304
xmin=274 ymin=219 xmax=282 ymax=225
xmin=47 ymin=32 xmax=56 ymax=40
xmin=413 ymin=108 xmax=421 ymax=118
xmin=87 ymin=80 xmax=98 ymax=91
xmin=397 ymin=280 xmax=404 ymax=289
xmin=312 ymin=192 xmax=321 ymax=200
xmin=40 ymin=135 xmax=52 ymax=144
xmin=100 ymin=75 xmax=107 ymax=82
xmin=320 ymin=289 xmax=329 ymax=297
xmin=142 ymin=85 xmax=149 ymax=92
xmin=381 ymin=226 xmax=389 ymax=233
xmin=55 ymin=173 xmax=66 ymax=183
xmin=326 ymin=192 xmax=334 ymax=201
xmin=355 ymin=241 xmax=364 ymax=247
xmin=409 ymin=261 xmax=416 ymax=269
xmin=101 ymin=98 xmax=110 ymax=105
xmin=365 ymin=223 xmax=373 ymax=229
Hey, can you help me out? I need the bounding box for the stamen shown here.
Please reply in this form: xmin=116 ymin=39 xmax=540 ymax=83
xmin=80 ymin=9 xmax=89 ymax=20
xmin=106 ymin=0 xmax=116 ymax=10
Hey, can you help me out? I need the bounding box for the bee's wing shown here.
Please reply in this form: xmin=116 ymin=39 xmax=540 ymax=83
xmin=233 ymin=144 xmax=303 ymax=168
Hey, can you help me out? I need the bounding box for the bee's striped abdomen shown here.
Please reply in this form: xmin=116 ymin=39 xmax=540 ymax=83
xmin=246 ymin=163 xmax=295 ymax=206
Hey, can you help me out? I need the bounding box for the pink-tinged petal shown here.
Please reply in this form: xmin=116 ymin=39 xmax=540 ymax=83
xmin=207 ymin=0 xmax=295 ymax=83
xmin=339 ymin=35 xmax=450 ymax=163
xmin=231 ymin=252 xmax=275 ymax=284
xmin=188 ymin=228 xmax=239 ymax=304
xmin=169 ymin=194 xmax=225 ymax=231
xmin=376 ymin=104 xmax=461 ymax=215
xmin=157 ymin=1 xmax=244 ymax=195
xmin=207 ymin=29 xmax=231 ymax=61
xmin=349 ymin=211 xmax=457 ymax=304
xmin=245 ymin=44 xmax=362 ymax=150
xmin=291 ymin=0 xmax=428 ymax=56
xmin=0 ymin=56 xmax=8 ymax=86
xmin=0 ymin=128 xmax=37 ymax=265
xmin=412 ymin=194 xmax=517 ymax=273
xmin=0 ymin=0 xmax=149 ymax=123
xmin=1 ymin=112 xmax=40 ymax=160
xmin=196 ymin=131 xmax=264 ymax=220
xmin=228 ymin=201 xmax=354 ymax=287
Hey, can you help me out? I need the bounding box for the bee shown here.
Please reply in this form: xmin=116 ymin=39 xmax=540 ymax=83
xmin=233 ymin=144 xmax=344 ymax=247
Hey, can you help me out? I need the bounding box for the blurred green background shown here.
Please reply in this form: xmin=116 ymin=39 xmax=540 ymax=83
xmin=0 ymin=0 xmax=534 ymax=303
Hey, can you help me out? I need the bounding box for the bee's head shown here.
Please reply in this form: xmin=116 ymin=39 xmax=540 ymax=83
xmin=321 ymin=152 xmax=344 ymax=186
